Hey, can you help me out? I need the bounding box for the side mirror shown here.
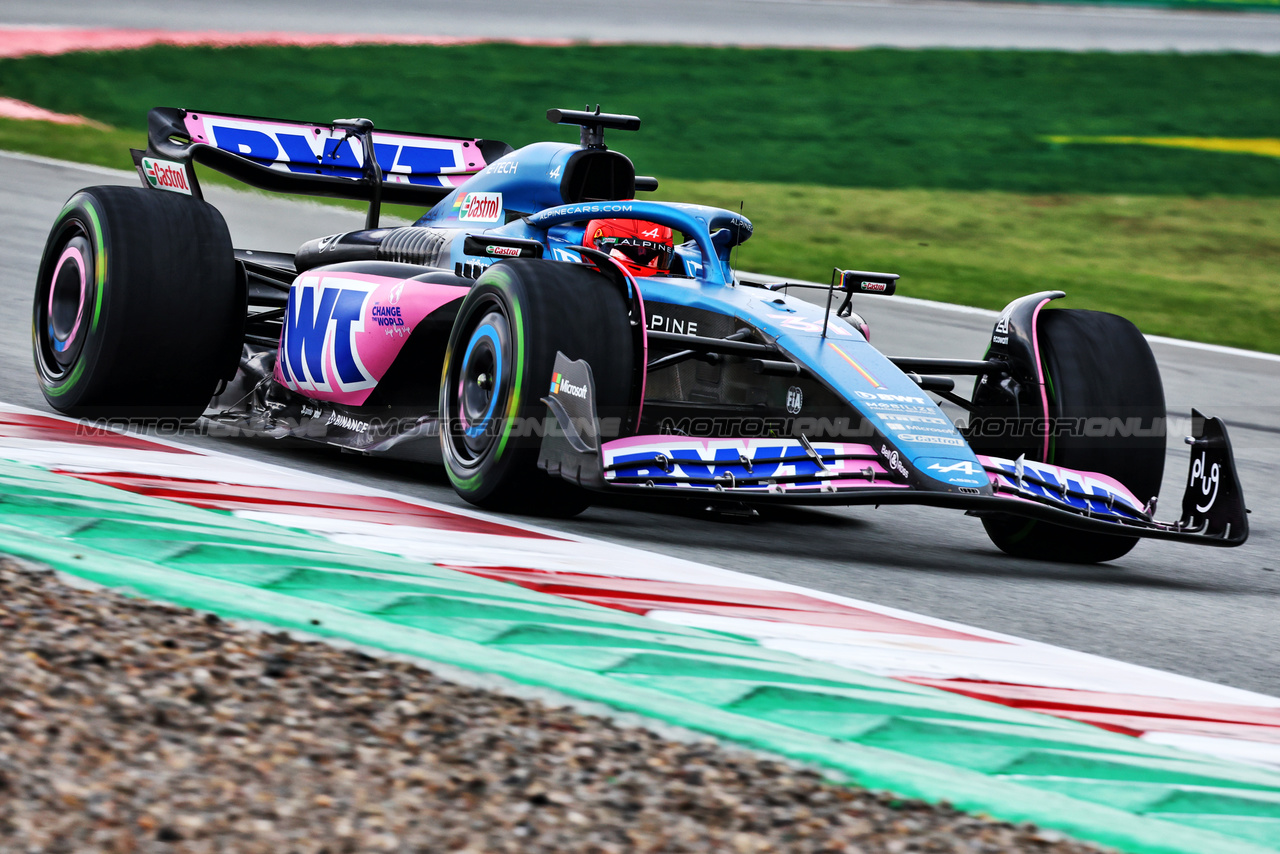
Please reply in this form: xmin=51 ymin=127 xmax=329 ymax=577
xmin=836 ymin=268 xmax=899 ymax=296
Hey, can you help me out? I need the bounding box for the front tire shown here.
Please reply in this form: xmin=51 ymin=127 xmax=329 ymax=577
xmin=32 ymin=186 xmax=241 ymax=419
xmin=439 ymin=260 xmax=635 ymax=516
xmin=980 ymin=309 xmax=1166 ymax=563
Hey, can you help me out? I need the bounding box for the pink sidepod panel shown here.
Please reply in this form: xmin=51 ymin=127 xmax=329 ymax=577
xmin=274 ymin=273 xmax=469 ymax=405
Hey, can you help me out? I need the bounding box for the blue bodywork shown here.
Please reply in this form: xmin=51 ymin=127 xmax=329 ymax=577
xmin=126 ymin=105 xmax=1249 ymax=547
xmin=413 ymin=140 xmax=987 ymax=495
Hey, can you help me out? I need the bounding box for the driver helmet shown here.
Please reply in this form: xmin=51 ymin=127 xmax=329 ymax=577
xmin=585 ymin=218 xmax=674 ymax=277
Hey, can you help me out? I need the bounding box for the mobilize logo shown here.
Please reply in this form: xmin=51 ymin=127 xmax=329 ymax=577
xmin=550 ymin=372 xmax=589 ymax=399
xmin=142 ymin=158 xmax=191 ymax=195
xmin=456 ymin=192 xmax=503 ymax=223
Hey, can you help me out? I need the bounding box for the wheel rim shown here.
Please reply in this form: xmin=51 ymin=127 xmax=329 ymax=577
xmin=35 ymin=222 xmax=95 ymax=381
xmin=446 ymin=297 xmax=513 ymax=466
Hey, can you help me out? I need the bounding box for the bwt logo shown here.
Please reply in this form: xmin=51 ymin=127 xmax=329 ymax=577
xmin=206 ymin=121 xmax=463 ymax=186
xmin=279 ymin=276 xmax=376 ymax=393
xmin=610 ymin=444 xmax=832 ymax=483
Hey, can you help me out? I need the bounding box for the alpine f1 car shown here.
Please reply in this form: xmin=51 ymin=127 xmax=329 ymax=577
xmin=33 ymin=106 xmax=1248 ymax=562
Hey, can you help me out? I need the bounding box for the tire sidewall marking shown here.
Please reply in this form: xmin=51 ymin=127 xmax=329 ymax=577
xmin=36 ymin=197 xmax=107 ymax=397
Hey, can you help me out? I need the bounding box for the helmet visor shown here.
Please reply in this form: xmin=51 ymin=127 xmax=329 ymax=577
xmin=596 ymin=236 xmax=673 ymax=271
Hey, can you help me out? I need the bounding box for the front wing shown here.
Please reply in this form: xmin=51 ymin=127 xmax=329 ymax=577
xmin=538 ymin=354 xmax=1247 ymax=548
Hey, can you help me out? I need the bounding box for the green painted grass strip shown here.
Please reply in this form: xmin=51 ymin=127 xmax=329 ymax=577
xmin=2 ymin=456 xmax=1280 ymax=853
xmin=3 ymin=45 xmax=1280 ymax=197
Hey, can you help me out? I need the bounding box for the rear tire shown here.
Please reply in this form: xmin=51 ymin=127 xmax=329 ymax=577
xmin=981 ymin=309 xmax=1166 ymax=563
xmin=32 ymin=186 xmax=241 ymax=419
xmin=439 ymin=260 xmax=634 ymax=516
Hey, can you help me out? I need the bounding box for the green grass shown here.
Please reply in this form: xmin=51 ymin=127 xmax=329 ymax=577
xmin=1 ymin=43 xmax=1276 ymax=351
xmin=1 ymin=44 xmax=1279 ymax=196
xmin=7 ymin=115 xmax=1273 ymax=351
xmin=0 ymin=117 xmax=142 ymax=171
xmin=671 ymin=180 xmax=1280 ymax=351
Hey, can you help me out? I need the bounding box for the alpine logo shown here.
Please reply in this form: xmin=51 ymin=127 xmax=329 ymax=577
xmin=141 ymin=157 xmax=191 ymax=195
xmin=550 ymin=371 xmax=589 ymax=399
xmin=279 ymin=275 xmax=376 ymax=393
xmin=456 ymin=192 xmax=503 ymax=223
xmin=928 ymin=460 xmax=981 ymax=475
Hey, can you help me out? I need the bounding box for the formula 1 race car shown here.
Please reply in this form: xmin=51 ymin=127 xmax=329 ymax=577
xmin=32 ymin=106 xmax=1248 ymax=562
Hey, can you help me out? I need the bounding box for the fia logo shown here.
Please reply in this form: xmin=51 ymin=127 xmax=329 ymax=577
xmin=786 ymin=386 xmax=803 ymax=415
xmin=1190 ymin=451 xmax=1220 ymax=513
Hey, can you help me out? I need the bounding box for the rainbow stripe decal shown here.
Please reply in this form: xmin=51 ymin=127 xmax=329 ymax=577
xmin=827 ymin=342 xmax=884 ymax=389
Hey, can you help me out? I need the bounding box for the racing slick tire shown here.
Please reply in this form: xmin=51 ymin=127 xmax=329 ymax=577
xmin=980 ymin=309 xmax=1166 ymax=563
xmin=32 ymin=185 xmax=240 ymax=419
xmin=439 ymin=259 xmax=634 ymax=516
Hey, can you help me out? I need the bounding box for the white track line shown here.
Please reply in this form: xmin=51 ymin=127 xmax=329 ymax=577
xmin=6 ymin=401 xmax=1280 ymax=774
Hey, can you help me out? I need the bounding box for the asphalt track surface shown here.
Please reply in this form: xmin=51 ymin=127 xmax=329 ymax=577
xmin=3 ymin=152 xmax=1279 ymax=698
xmin=2 ymin=0 xmax=1280 ymax=53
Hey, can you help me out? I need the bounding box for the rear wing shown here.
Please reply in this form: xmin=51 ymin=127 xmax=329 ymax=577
xmin=136 ymin=107 xmax=512 ymax=226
